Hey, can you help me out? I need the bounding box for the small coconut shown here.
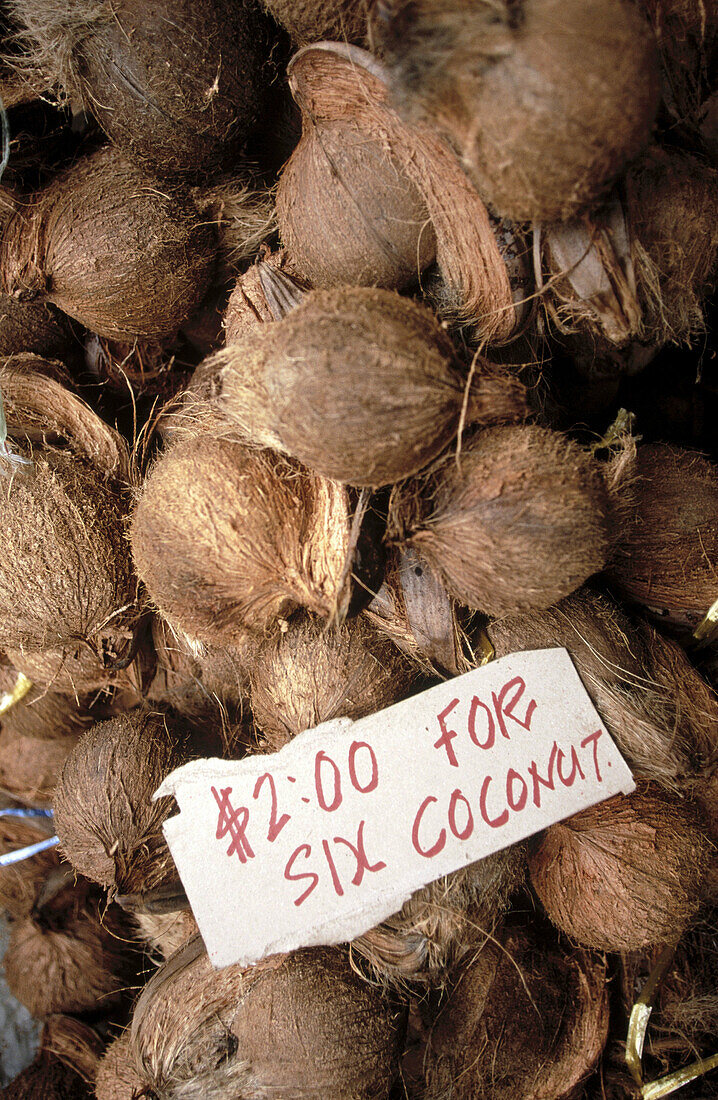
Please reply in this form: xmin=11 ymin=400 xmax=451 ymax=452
xmin=0 ymin=146 xmax=216 ymax=340
xmin=375 ymin=0 xmax=659 ymax=223
xmin=214 ymin=286 xmax=527 ymax=487
xmin=250 ymin=615 xmax=417 ymax=752
xmin=393 ymin=424 xmax=610 ymax=618
xmin=425 ymin=919 xmax=609 ymax=1100
xmin=132 ymin=436 xmax=357 ymax=643
xmin=9 ymin=0 xmax=271 ymax=177
xmin=95 ymin=1031 xmax=145 ymax=1100
xmin=262 ymin=0 xmax=370 ymax=43
xmin=0 ymin=294 xmax=75 ymax=361
xmin=0 ymin=724 xmax=81 ymax=806
xmin=133 ymin=908 xmax=199 ymax=961
xmin=528 ymin=782 xmax=712 ymax=951
xmin=0 ymin=814 xmax=60 ymax=919
xmin=53 ymin=711 xmax=188 ymax=896
xmin=129 ymin=940 xmax=403 ymax=1098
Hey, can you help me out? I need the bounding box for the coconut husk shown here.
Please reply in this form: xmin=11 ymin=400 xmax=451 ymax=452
xmin=133 ymin=908 xmax=199 ymax=961
xmin=146 ymin=615 xmax=203 ymax=703
xmin=84 ymin=333 xmax=193 ymax=406
xmin=637 ymin=0 xmax=718 ymax=130
xmin=213 ymin=286 xmax=527 ymax=488
xmin=0 ymin=665 xmax=93 ymax=740
xmin=281 ymin=43 xmax=521 ymax=343
xmin=129 ymin=940 xmax=403 ymax=1098
xmin=8 ymin=0 xmax=270 ymax=177
xmin=0 ymin=146 xmax=216 ymax=340
xmin=262 ymin=0 xmax=370 ymax=44
xmin=223 ymin=251 xmax=307 ymax=343
xmin=249 ymin=615 xmax=417 ymax=752
xmin=0 ymin=724 xmax=81 ymax=805
xmin=42 ymin=1014 xmax=103 ymax=1084
xmin=53 ymin=711 xmax=188 ymax=896
xmin=528 ymin=782 xmax=712 ymax=951
xmin=424 ymin=919 xmax=609 ymax=1100
xmin=132 ymin=436 xmax=357 ymax=643
xmin=1 ymin=1049 xmax=94 ymax=1099
xmin=0 ymin=294 xmax=75 ymax=361
xmin=191 ymin=178 xmax=276 ymax=282
xmin=5 ymin=636 xmax=151 ymax=699
xmin=375 ymin=0 xmax=659 ymax=223
xmin=393 ymin=424 xmax=610 ymax=618
xmin=95 ymin=1030 xmax=145 ymax=1100
xmin=0 ymin=814 xmax=60 ymax=919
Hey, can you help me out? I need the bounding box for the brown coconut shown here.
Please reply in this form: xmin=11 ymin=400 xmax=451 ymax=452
xmin=95 ymin=1031 xmax=145 ymax=1100
xmin=0 ymin=724 xmax=81 ymax=806
xmin=393 ymin=424 xmax=610 ymax=618
xmin=129 ymin=939 xmax=403 ymax=1098
xmin=214 ymin=287 xmax=527 ymax=487
xmin=133 ymin=908 xmax=199 ymax=961
xmin=9 ymin=0 xmax=270 ymax=177
xmin=42 ymin=1014 xmax=104 ymax=1085
xmin=0 ymin=294 xmax=75 ymax=361
xmin=528 ymin=783 xmax=712 ymax=951
xmin=250 ymin=616 xmax=417 ymax=752
xmin=192 ymin=177 xmax=276 ymax=281
xmin=0 ymin=665 xmax=93 ymax=741
xmin=0 ymin=147 xmax=216 ymax=340
xmin=375 ymin=0 xmax=659 ymax=223
xmin=223 ymin=251 xmax=307 ymax=343
xmin=2 ymin=1049 xmax=94 ymax=1099
xmin=132 ymin=436 xmax=357 ymax=643
xmin=4 ymin=638 xmax=150 ymax=699
xmin=53 ymin=711 xmax=188 ymax=897
xmin=262 ymin=0 xmax=370 ymax=43
xmin=425 ymin=920 xmax=609 ymax=1100
xmin=0 ymin=814 xmax=60 ymax=919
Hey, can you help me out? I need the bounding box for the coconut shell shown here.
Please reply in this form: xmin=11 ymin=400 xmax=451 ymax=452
xmin=0 ymin=815 xmax=60 ymax=919
xmin=2 ymin=1049 xmax=94 ymax=1099
xmin=376 ymin=0 xmax=659 ymax=223
xmin=133 ymin=908 xmax=199 ymax=961
xmin=223 ymin=251 xmax=305 ymax=343
xmin=425 ymin=920 xmax=609 ymax=1100
xmin=528 ymin=783 xmax=712 ymax=951
xmin=95 ymin=1031 xmax=145 ymax=1100
xmin=394 ymin=424 xmax=610 ymax=618
xmin=214 ymin=286 xmax=527 ymax=487
xmin=10 ymin=0 xmax=270 ymax=177
xmin=130 ymin=940 xmax=403 ymax=1098
xmin=0 ymin=147 xmax=216 ymax=340
xmin=262 ymin=0 xmax=369 ymax=43
xmin=132 ymin=436 xmax=356 ymax=643
xmin=53 ymin=711 xmax=188 ymax=896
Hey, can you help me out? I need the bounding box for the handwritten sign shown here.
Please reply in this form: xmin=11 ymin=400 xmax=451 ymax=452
xmin=156 ymin=648 xmax=635 ymax=968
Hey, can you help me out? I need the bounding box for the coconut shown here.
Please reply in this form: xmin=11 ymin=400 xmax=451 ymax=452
xmin=133 ymin=908 xmax=199 ymax=961
xmin=192 ymin=177 xmax=276 ymax=282
xmin=0 ymin=814 xmax=60 ymax=918
xmin=2 ymin=1049 xmax=94 ymax=1099
xmin=0 ymin=665 xmax=93 ymax=741
xmin=528 ymin=783 xmax=712 ymax=951
xmin=425 ymin=919 xmax=609 ymax=1100
xmin=249 ymin=615 xmax=417 ymax=752
xmin=393 ymin=424 xmax=610 ymax=618
xmin=0 ymin=146 xmax=216 ymax=340
xmin=5 ymin=638 xmax=150 ymax=699
xmin=43 ymin=1014 xmax=104 ymax=1084
xmin=375 ymin=0 xmax=659 ymax=223
xmin=223 ymin=251 xmax=307 ymax=343
xmin=129 ymin=939 xmax=403 ymax=1098
xmin=95 ymin=1031 xmax=145 ymax=1100
xmin=132 ymin=436 xmax=357 ymax=643
xmin=214 ymin=287 xmax=527 ymax=488
xmin=0 ymin=724 xmax=81 ymax=806
xmin=262 ymin=0 xmax=369 ymax=43
xmin=0 ymin=294 xmax=75 ymax=360
xmin=53 ymin=711 xmax=188 ymax=896
xmin=9 ymin=0 xmax=270 ymax=177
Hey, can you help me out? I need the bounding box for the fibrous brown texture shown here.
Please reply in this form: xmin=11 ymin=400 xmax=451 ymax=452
xmin=214 ymin=287 xmax=526 ymax=487
xmin=130 ymin=940 xmax=403 ymax=1098
xmin=0 ymin=147 xmax=216 ymax=340
xmin=250 ymin=616 xmax=417 ymax=751
xmin=0 ymin=664 xmax=92 ymax=741
xmin=133 ymin=909 xmax=199 ymax=960
xmin=0 ymin=723 xmax=81 ymax=805
xmin=606 ymin=443 xmax=718 ymax=617
xmin=1 ymin=1050 xmax=94 ymax=1099
xmin=376 ymin=0 xmax=659 ymax=222
xmin=42 ymin=1014 xmax=103 ymax=1085
xmin=0 ymin=815 xmax=60 ymax=919
xmin=529 ymin=783 xmax=712 ymax=950
xmin=132 ymin=436 xmax=356 ymax=643
xmin=394 ymin=424 xmax=610 ymax=617
xmin=9 ymin=0 xmax=270 ymax=176
xmin=5 ymin=638 xmax=149 ymax=698
xmin=223 ymin=252 xmax=304 ymax=344
xmin=0 ymin=295 xmax=74 ymax=360
xmin=53 ymin=711 xmax=187 ymax=895
xmin=262 ymin=0 xmax=370 ymax=43
xmin=192 ymin=178 xmax=276 ymax=281
xmin=425 ymin=920 xmax=609 ymax=1100
xmin=95 ymin=1031 xmax=145 ymax=1100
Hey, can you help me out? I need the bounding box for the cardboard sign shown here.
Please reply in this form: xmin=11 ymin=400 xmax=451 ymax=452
xmin=156 ymin=648 xmax=635 ymax=968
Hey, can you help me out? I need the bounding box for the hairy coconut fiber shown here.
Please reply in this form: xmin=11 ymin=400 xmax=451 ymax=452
xmin=0 ymin=147 xmax=216 ymax=340
xmin=0 ymin=724 xmax=81 ymax=806
xmin=129 ymin=940 xmax=403 ymax=1099
xmin=2 ymin=1049 xmax=94 ymax=1099
xmin=0 ymin=294 xmax=74 ymax=360
xmin=95 ymin=1031 xmax=145 ymax=1100
xmin=0 ymin=815 xmax=60 ymax=919
xmin=627 ymin=147 xmax=718 ymax=344
xmin=250 ymin=616 xmax=417 ymax=752
xmin=528 ymin=783 xmax=712 ymax=951
xmin=281 ymin=44 xmax=522 ymax=343
xmin=375 ymin=0 xmax=659 ymax=223
xmin=487 ymin=587 xmax=718 ymax=787
xmin=606 ymin=443 xmax=718 ymax=620
xmin=223 ymin=251 xmax=307 ymax=343
xmin=132 ymin=436 xmax=356 ymax=643
xmin=134 ymin=909 xmax=199 ymax=961
xmin=0 ymin=665 xmax=93 ymax=741
xmin=5 ymin=637 xmax=150 ymax=698
xmin=262 ymin=0 xmax=370 ymax=44
xmin=192 ymin=178 xmax=276 ymax=281
xmin=53 ymin=712 xmax=187 ymax=896
xmin=353 ymin=846 xmax=525 ymax=988
xmin=4 ymin=879 xmax=137 ymax=1015
xmin=9 ymin=0 xmax=270 ymax=177
xmin=425 ymin=920 xmax=609 ymax=1100
xmin=214 ymin=287 xmax=527 ymax=487
xmin=393 ymin=424 xmax=610 ymax=618
xmin=42 ymin=1013 xmax=103 ymax=1085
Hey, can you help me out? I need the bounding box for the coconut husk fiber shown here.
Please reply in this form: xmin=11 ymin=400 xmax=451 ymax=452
xmin=0 ymin=294 xmax=74 ymax=361
xmin=375 ymin=0 xmax=660 ymax=223
xmin=9 ymin=0 xmax=271 ymax=177
xmin=0 ymin=723 xmax=81 ymax=806
xmin=280 ymin=44 xmax=522 ymax=342
xmin=528 ymin=782 xmax=713 ymax=951
xmin=1 ymin=1049 xmax=94 ymax=1099
xmin=42 ymin=1013 xmax=103 ymax=1085
xmin=133 ymin=908 xmax=199 ymax=961
xmin=262 ymin=0 xmax=370 ymax=44
xmin=53 ymin=711 xmax=188 ymax=896
xmin=249 ymin=615 xmax=417 ymax=752
xmin=129 ymin=940 xmax=404 ymax=1099
xmin=392 ymin=424 xmax=610 ymax=618
xmin=223 ymin=250 xmax=306 ymax=343
xmin=0 ymin=664 xmax=93 ymax=740
xmin=213 ymin=286 xmax=527 ymax=487
xmin=0 ymin=814 xmax=60 ymax=919
xmin=4 ymin=636 xmax=151 ymax=698
xmin=0 ymin=146 xmax=216 ymax=340
xmin=95 ymin=1030 xmax=145 ymax=1100
xmin=132 ymin=436 xmax=357 ymax=643
xmin=424 ymin=919 xmax=609 ymax=1100
xmin=192 ymin=177 xmax=276 ymax=281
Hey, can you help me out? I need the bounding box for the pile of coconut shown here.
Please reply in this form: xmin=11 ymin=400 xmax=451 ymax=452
xmin=0 ymin=0 xmax=716 ymax=1096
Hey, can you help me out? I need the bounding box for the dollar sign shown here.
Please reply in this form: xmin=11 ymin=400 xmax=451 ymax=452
xmin=211 ymin=786 xmax=255 ymax=863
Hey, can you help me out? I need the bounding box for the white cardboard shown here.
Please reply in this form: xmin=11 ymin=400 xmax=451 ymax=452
xmin=156 ymin=647 xmax=635 ymax=968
